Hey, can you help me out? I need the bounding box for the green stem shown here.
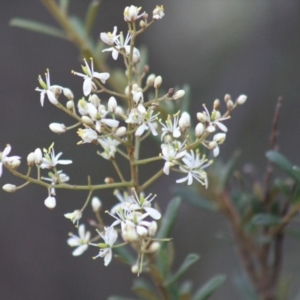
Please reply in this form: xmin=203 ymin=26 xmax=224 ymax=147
xmin=140 ymin=169 xmax=164 ymax=192
xmin=111 ymin=159 xmax=126 ymax=182
xmin=133 ymin=156 xmax=162 ymax=166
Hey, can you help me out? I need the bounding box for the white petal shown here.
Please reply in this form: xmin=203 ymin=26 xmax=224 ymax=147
xmin=213 ymin=146 xmax=220 ymax=157
xmin=93 ymin=72 xmax=110 ymax=83
xmin=57 ymin=159 xmax=72 ymax=165
xmin=72 ymin=244 xmax=88 ymax=256
xmin=135 ymin=124 xmax=146 ymax=136
xmin=104 ymin=249 xmax=112 ymax=266
xmin=216 ymin=121 xmax=228 ymax=132
xmin=101 ymin=118 xmax=119 ymax=128
xmin=145 ymin=207 xmax=161 ymax=220
xmin=187 ymin=173 xmax=193 ymax=185
xmin=163 ymin=162 xmax=171 ymax=175
xmin=67 ymin=237 xmax=80 ymax=247
xmin=83 ymin=78 xmax=92 ymax=96
xmin=46 ymin=90 xmax=58 ymax=105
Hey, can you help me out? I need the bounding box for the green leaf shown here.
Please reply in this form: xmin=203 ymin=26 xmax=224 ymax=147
xmin=251 ymin=213 xmax=281 ymax=226
xmin=233 ymin=274 xmax=260 ymax=300
xmin=113 ymin=246 xmax=135 ymax=265
xmin=165 ymin=253 xmax=200 ymax=286
xmin=9 ymin=18 xmax=66 ymax=40
xmin=266 ymin=151 xmax=300 ymax=184
xmin=108 ymin=297 xmax=137 ymax=300
xmin=179 ymin=281 xmax=193 ymax=300
xmin=171 ymin=185 xmax=217 ymax=211
xmin=193 ymin=274 xmax=226 ymax=300
xmin=157 ymin=197 xmax=181 ymax=239
xmin=219 ymin=151 xmax=240 ymax=189
xmin=132 ymin=279 xmax=158 ymax=300
xmin=85 ymin=0 xmax=100 ymax=36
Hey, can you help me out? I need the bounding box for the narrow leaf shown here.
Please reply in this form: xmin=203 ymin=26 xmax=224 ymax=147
xmin=233 ymin=274 xmax=260 ymax=300
xmin=9 ymin=18 xmax=66 ymax=40
xmin=113 ymin=246 xmax=135 ymax=265
xmin=157 ymin=197 xmax=181 ymax=239
xmin=165 ymin=253 xmax=200 ymax=286
xmin=193 ymin=274 xmax=226 ymax=300
xmin=266 ymin=151 xmax=300 ymax=184
xmin=133 ymin=279 xmax=158 ymax=300
xmin=171 ymin=185 xmax=217 ymax=211
xmin=251 ymin=213 xmax=281 ymax=226
xmin=85 ymin=0 xmax=100 ymax=35
xmin=179 ymin=281 xmax=193 ymax=300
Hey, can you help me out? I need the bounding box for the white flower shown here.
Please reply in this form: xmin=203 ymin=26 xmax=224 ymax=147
xmin=161 ymin=141 xmax=186 ymax=175
xmin=135 ymin=107 xmax=159 ymax=137
xmin=212 ymin=133 xmax=226 ymax=157
xmin=102 ymin=32 xmax=140 ymax=63
xmin=160 ymin=113 xmax=181 ymax=140
xmin=153 ymin=5 xmax=165 ymax=20
xmin=77 ymin=128 xmax=98 ymax=144
xmin=111 ymin=189 xmax=135 ymax=215
xmin=72 ymin=58 xmax=110 ymax=96
xmin=98 ymin=137 xmax=120 ymax=159
xmin=0 ymin=144 xmax=21 ymax=177
xmin=124 ymin=5 xmax=145 ymax=22
xmin=178 ymin=112 xmax=191 ymax=131
xmin=92 ymin=227 xmax=118 ymax=266
xmin=176 ymin=150 xmax=211 ymax=187
xmin=67 ymin=224 xmax=91 ymax=256
xmin=42 ymin=170 xmax=69 ymax=184
xmin=44 ymin=195 xmax=56 ymax=209
xmin=35 ymin=69 xmax=61 ymax=106
xmin=100 ymin=26 xmax=119 ymax=46
xmin=40 ymin=144 xmax=72 ymax=169
xmin=201 ymin=104 xmax=229 ymax=133
xmin=64 ymin=210 xmax=82 ymax=227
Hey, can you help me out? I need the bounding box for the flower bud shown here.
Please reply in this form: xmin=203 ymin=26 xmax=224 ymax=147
xmin=44 ymin=196 xmax=56 ymax=209
xmin=63 ymin=88 xmax=74 ymax=100
xmin=124 ymin=86 xmax=129 ymax=96
xmin=108 ymin=96 xmax=117 ymax=113
xmin=154 ymin=76 xmax=162 ymax=89
xmin=9 ymin=159 xmax=21 ymax=170
xmin=115 ymin=106 xmax=124 ymax=117
xmin=131 ymin=264 xmax=139 ymax=274
xmin=34 ymin=148 xmax=43 ymax=165
xmin=195 ymin=123 xmax=204 ymax=137
xmin=213 ymin=133 xmax=226 ymax=144
xmin=197 ymin=112 xmax=207 ymax=123
xmin=81 ymin=116 xmax=94 ymax=126
xmin=237 ymin=94 xmax=247 ymax=105
xmin=173 ymin=90 xmax=185 ymax=100
xmin=91 ymin=196 xmax=102 ymax=212
xmin=49 ymin=123 xmax=66 ymax=134
xmin=116 ymin=126 xmax=127 ymax=137
xmin=149 ymin=242 xmax=160 ymax=253
xmin=208 ymin=141 xmax=217 ymax=150
xmin=139 ymin=20 xmax=146 ymax=28
xmin=89 ymin=94 xmax=101 ymax=107
xmin=224 ymin=94 xmax=231 ymax=103
xmin=179 ymin=112 xmax=190 ymax=131
xmin=3 ymin=184 xmax=17 ymax=193
xmin=148 ymin=221 xmax=158 ymax=236
xmin=124 ymin=5 xmax=143 ymax=22
xmin=153 ymin=5 xmax=165 ymax=20
xmin=66 ymin=100 xmax=74 ymax=111
xmin=213 ymin=99 xmax=220 ymax=110
xmin=226 ymin=100 xmax=234 ymax=110
xmin=146 ymin=74 xmax=156 ymax=86
xmin=105 ymin=177 xmax=114 ymax=184
xmin=27 ymin=152 xmax=35 ymax=166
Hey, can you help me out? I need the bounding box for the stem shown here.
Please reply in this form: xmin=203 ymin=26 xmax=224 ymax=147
xmin=111 ymin=159 xmax=126 ymax=182
xmin=140 ymin=169 xmax=164 ymax=192
xmin=133 ymin=156 xmax=162 ymax=166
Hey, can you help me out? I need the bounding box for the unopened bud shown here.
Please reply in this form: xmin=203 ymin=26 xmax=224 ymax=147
xmin=237 ymin=94 xmax=247 ymax=105
xmin=116 ymin=126 xmax=127 ymax=137
xmin=131 ymin=264 xmax=139 ymax=274
xmin=213 ymin=99 xmax=220 ymax=110
xmin=44 ymin=196 xmax=56 ymax=209
xmin=197 ymin=112 xmax=207 ymax=123
xmin=27 ymin=152 xmax=35 ymax=166
xmin=49 ymin=123 xmax=66 ymax=134
xmin=66 ymin=100 xmax=74 ymax=111
xmin=108 ymin=96 xmax=117 ymax=113
xmin=224 ymin=94 xmax=231 ymax=103
xmin=139 ymin=20 xmax=146 ymax=28
xmin=105 ymin=177 xmax=114 ymax=184
xmin=143 ymin=65 xmax=149 ymax=74
xmin=208 ymin=141 xmax=217 ymax=149
xmin=148 ymin=221 xmax=158 ymax=236
xmin=173 ymin=90 xmax=185 ymax=100
xmin=81 ymin=116 xmax=94 ymax=126
xmin=3 ymin=184 xmax=17 ymax=193
xmin=195 ymin=123 xmax=204 ymax=137
xmin=91 ymin=196 xmax=102 ymax=212
xmin=149 ymin=242 xmax=160 ymax=253
xmin=226 ymin=100 xmax=234 ymax=110
xmin=115 ymin=106 xmax=124 ymax=117
xmin=179 ymin=112 xmax=190 ymax=131
xmin=63 ymin=88 xmax=74 ymax=100
xmin=213 ymin=133 xmax=226 ymax=144
xmin=89 ymin=94 xmax=101 ymax=107
xmin=34 ymin=148 xmax=43 ymax=165
xmin=9 ymin=159 xmax=21 ymax=170
xmin=146 ymin=74 xmax=156 ymax=86
xmin=154 ymin=76 xmax=162 ymax=89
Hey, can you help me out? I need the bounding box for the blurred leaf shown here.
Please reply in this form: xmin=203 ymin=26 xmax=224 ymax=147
xmin=292 ymin=184 xmax=300 ymax=204
xmin=85 ymin=0 xmax=100 ymax=36
xmin=286 ymin=229 xmax=300 ymax=241
xmin=192 ymin=274 xmax=226 ymax=300
xmin=233 ymin=274 xmax=260 ymax=300
xmin=179 ymin=281 xmax=193 ymax=300
xmin=108 ymin=297 xmax=137 ymax=300
xmin=171 ymin=185 xmax=217 ymax=211
xmin=133 ymin=278 xmax=158 ymax=300
xmin=9 ymin=18 xmax=66 ymax=40
xmin=59 ymin=0 xmax=69 ymax=13
xmin=69 ymin=16 xmax=86 ymax=40
xmin=251 ymin=213 xmax=281 ymax=226
xmin=266 ymin=151 xmax=300 ymax=184
xmin=113 ymin=245 xmax=135 ymax=265
xmin=156 ymin=241 xmax=174 ymax=277
xmin=157 ymin=197 xmax=181 ymax=239
xmin=165 ymin=253 xmax=200 ymax=286
xmin=274 ymin=178 xmax=293 ymax=197
xmin=219 ymin=151 xmax=240 ymax=189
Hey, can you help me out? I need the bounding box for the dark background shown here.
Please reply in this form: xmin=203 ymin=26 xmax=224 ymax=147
xmin=1 ymin=1 xmax=300 ymax=299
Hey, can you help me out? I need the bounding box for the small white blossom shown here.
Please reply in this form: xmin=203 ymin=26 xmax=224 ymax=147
xmin=0 ymin=145 xmax=21 ymax=177
xmin=35 ymin=69 xmax=61 ymax=106
xmin=201 ymin=104 xmax=229 ymax=133
xmin=42 ymin=170 xmax=69 ymax=184
xmin=64 ymin=210 xmax=82 ymax=227
xmin=160 ymin=113 xmax=181 ymax=140
xmin=124 ymin=5 xmax=145 ymax=22
xmin=72 ymin=58 xmax=110 ymax=96
xmin=98 ymin=137 xmax=120 ymax=159
xmin=176 ymin=150 xmax=210 ymax=187
xmin=153 ymin=5 xmax=165 ymax=20
xmin=67 ymin=224 xmax=91 ymax=256
xmin=100 ymin=26 xmax=119 ymax=46
xmin=92 ymin=227 xmax=118 ymax=266
xmin=40 ymin=144 xmax=72 ymax=169
xmin=77 ymin=128 xmax=98 ymax=144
